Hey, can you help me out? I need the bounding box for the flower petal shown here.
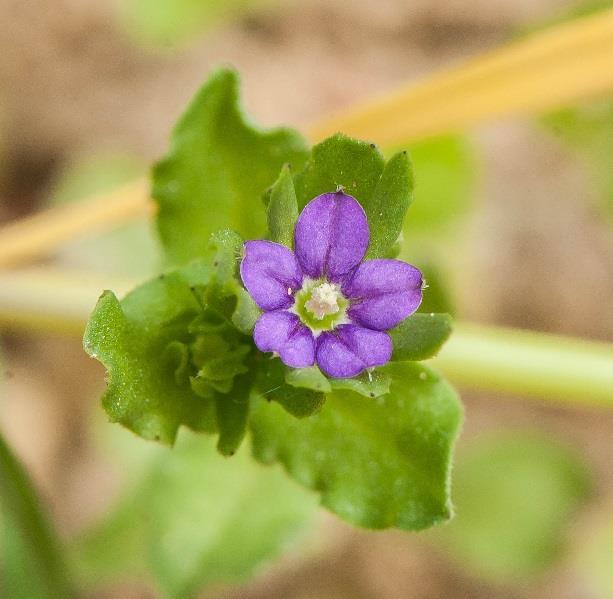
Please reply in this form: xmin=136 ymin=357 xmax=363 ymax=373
xmin=316 ymin=325 xmax=392 ymax=378
xmin=240 ymin=240 xmax=303 ymax=311
xmin=294 ymin=192 xmax=369 ymax=280
xmin=343 ymin=259 xmax=423 ymax=331
xmin=254 ymin=310 xmax=315 ymax=368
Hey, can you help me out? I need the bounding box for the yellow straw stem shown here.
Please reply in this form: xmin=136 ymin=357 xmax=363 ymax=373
xmin=308 ymin=9 xmax=613 ymax=144
xmin=0 ymin=179 xmax=151 ymax=269
xmin=433 ymin=323 xmax=613 ymax=408
xmin=0 ymin=267 xmax=135 ymax=335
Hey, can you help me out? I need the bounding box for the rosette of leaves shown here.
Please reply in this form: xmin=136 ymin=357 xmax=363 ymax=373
xmin=84 ymin=68 xmax=462 ymax=531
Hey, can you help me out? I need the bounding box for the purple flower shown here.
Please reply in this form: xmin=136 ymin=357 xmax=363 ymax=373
xmin=240 ymin=191 xmax=423 ymax=378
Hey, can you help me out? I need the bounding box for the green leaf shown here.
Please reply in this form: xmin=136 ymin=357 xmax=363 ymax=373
xmin=293 ymin=134 xmax=414 ymax=259
xmin=147 ymin=435 xmax=314 ymax=598
xmin=250 ymin=362 xmax=462 ymax=530
xmin=435 ymin=433 xmax=592 ymax=582
xmin=231 ymin=287 xmax=260 ymax=334
xmin=285 ymin=366 xmax=331 ymax=393
xmin=69 ymin=489 xmax=149 ymax=588
xmin=1 ymin=513 xmax=53 ymax=599
xmin=520 ymin=0 xmax=613 ymax=37
xmin=189 ymin=329 xmax=252 ymax=413
xmin=207 ymin=229 xmax=243 ymax=294
xmin=293 ymin=134 xmax=385 ymax=210
xmin=119 ymin=0 xmax=271 ymax=50
xmin=267 ymin=164 xmax=298 ymax=248
xmin=0 ymin=432 xmax=76 ymax=598
xmin=204 ymin=229 xmax=260 ymax=334
xmin=83 ymin=251 xmax=255 ymax=453
xmin=215 ymin=373 xmax=251 ymax=456
xmin=329 ymin=370 xmax=391 ymax=399
xmin=390 ymin=313 xmax=453 ymax=361
xmin=254 ymin=359 xmax=326 ymax=418
xmin=153 ymin=69 xmax=309 ymax=265
xmin=543 ymin=99 xmax=613 ymax=218
xmin=73 ymin=430 xmax=317 ymax=598
xmin=364 ymin=151 xmax=414 ymax=259
xmin=83 ymin=261 xmax=217 ymax=445
xmin=198 ymin=345 xmax=249 ymax=381
xmin=164 ymin=341 xmax=191 ymax=385
xmin=403 ymin=134 xmax=474 ymax=234
xmin=416 ymin=261 xmax=456 ymax=315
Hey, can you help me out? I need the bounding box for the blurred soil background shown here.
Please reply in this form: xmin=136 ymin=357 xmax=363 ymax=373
xmin=1 ymin=0 xmax=613 ymax=597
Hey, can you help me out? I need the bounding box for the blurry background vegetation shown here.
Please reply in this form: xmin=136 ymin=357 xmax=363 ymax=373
xmin=1 ymin=0 xmax=613 ymax=597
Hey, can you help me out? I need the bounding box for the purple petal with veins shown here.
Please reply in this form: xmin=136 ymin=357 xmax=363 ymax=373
xmin=240 ymin=240 xmax=303 ymax=311
xmin=294 ymin=192 xmax=369 ymax=281
xmin=343 ymin=259 xmax=423 ymax=331
xmin=254 ymin=310 xmax=315 ymax=368
xmin=316 ymin=325 xmax=392 ymax=378
xmin=241 ymin=191 xmax=426 ymax=379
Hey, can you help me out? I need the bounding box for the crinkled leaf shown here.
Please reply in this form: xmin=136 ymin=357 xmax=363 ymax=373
xmin=436 ymin=433 xmax=592 ymax=582
xmin=83 ymin=261 xmax=218 ymax=445
xmin=198 ymin=344 xmax=250 ymax=381
xmin=250 ymin=362 xmax=462 ymax=530
xmin=215 ymin=373 xmax=252 ymax=456
xmin=164 ymin=341 xmax=191 ymax=385
xmin=390 ymin=313 xmax=453 ymax=362
xmin=329 ymin=370 xmax=391 ymax=399
xmin=188 ymin=311 xmax=226 ymax=334
xmin=189 ymin=331 xmax=252 ymax=404
xmin=267 ymin=164 xmax=298 ymax=248
xmin=153 ymin=69 xmax=309 ymax=265
xmin=254 ymin=359 xmax=326 ymax=418
xmin=190 ymin=376 xmax=215 ymax=400
xmin=73 ymin=431 xmax=317 ymax=598
xmin=203 ymin=229 xmax=260 ymax=335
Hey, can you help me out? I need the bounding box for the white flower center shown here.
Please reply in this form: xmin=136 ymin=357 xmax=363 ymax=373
xmin=304 ymin=282 xmax=340 ymax=320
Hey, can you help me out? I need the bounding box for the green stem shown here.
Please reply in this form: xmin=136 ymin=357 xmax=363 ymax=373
xmin=0 ymin=431 xmax=76 ymax=598
xmin=1 ymin=268 xmax=612 ymax=407
xmin=432 ymin=323 xmax=613 ymax=407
